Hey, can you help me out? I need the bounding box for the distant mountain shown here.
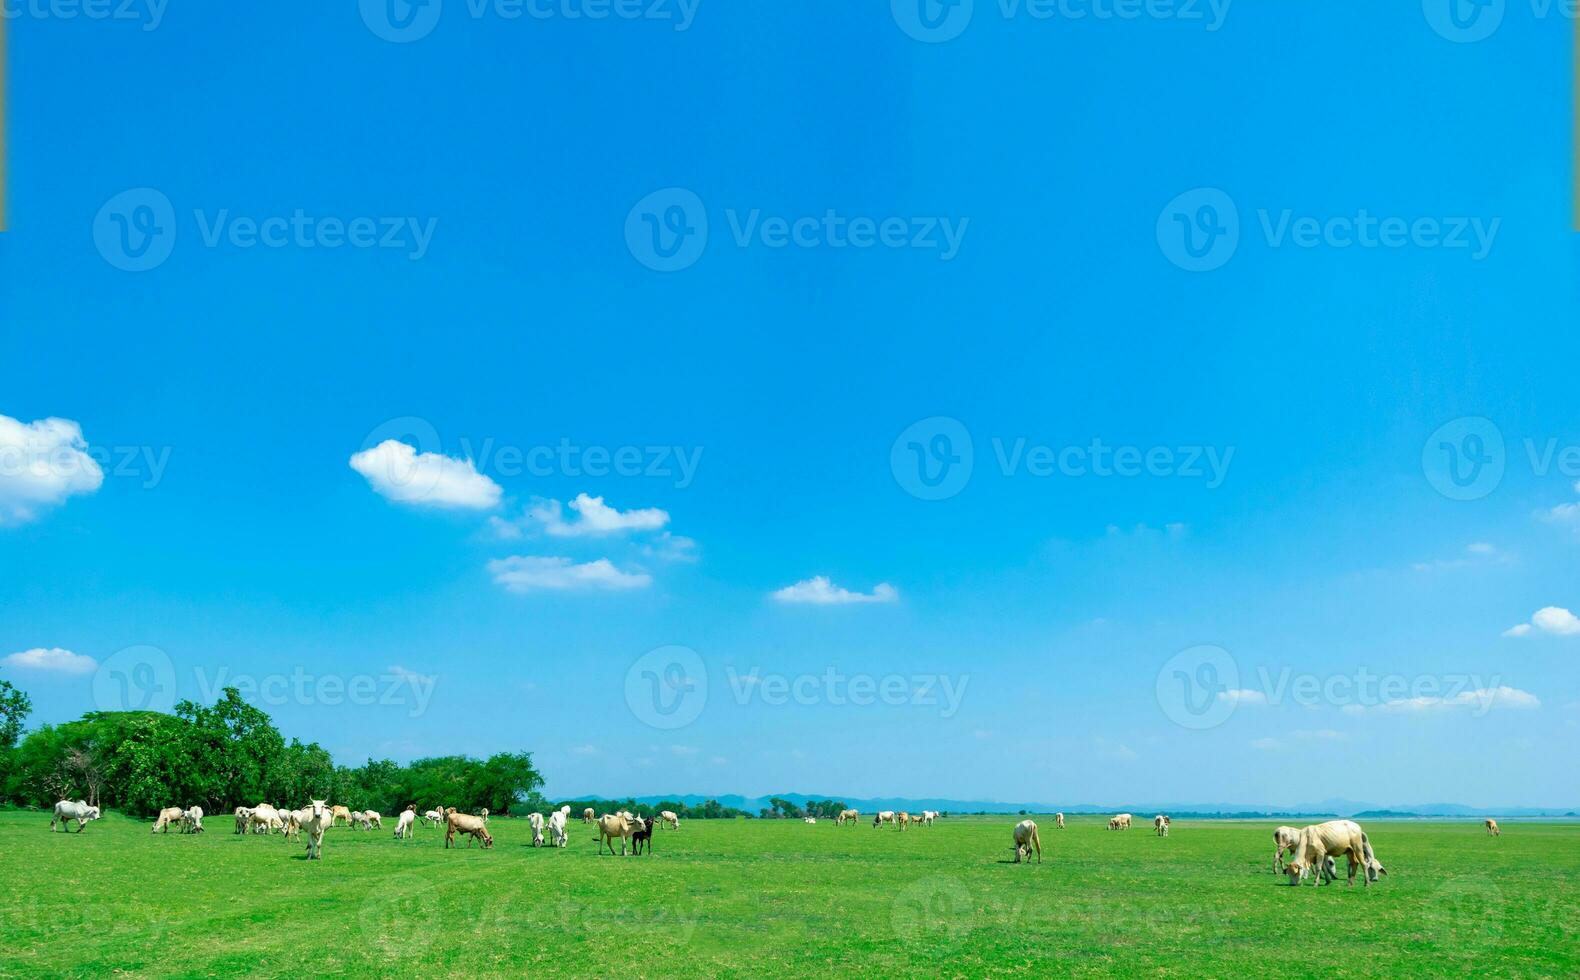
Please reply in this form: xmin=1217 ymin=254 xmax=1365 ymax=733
xmin=571 ymin=792 xmax=1579 ymax=819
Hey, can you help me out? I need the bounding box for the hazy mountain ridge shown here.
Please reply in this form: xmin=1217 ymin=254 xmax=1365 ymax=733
xmin=592 ymin=792 xmax=1579 ymax=818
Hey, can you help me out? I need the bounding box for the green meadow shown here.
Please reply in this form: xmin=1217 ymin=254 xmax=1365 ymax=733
xmin=2 ymin=810 xmax=1575 ymax=978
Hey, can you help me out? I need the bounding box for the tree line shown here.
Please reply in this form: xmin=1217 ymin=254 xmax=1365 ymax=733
xmin=0 ymin=683 xmax=543 ymax=819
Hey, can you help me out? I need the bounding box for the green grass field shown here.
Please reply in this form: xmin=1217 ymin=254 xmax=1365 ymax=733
xmin=3 ymin=810 xmax=1576 ymax=978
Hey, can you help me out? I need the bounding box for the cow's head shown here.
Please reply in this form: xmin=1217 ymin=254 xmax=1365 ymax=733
xmin=310 ymin=800 xmax=328 ymax=819
xmin=1284 ymin=860 xmax=1309 ymax=885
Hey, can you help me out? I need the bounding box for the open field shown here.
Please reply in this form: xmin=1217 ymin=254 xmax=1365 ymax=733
xmin=3 ymin=810 xmax=1577 ymax=978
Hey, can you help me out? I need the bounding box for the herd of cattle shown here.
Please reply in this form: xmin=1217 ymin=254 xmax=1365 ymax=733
xmin=46 ymin=797 xmax=1510 ymax=883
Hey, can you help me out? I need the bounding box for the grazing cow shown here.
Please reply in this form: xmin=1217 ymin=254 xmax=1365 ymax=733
xmin=183 ymin=806 xmax=205 ymax=833
xmin=874 ymin=811 xmax=896 ymax=827
xmin=837 ymin=809 xmax=860 ymax=826
xmin=1485 ymin=818 xmax=1501 ymax=837
xmin=365 ymin=810 xmax=382 ymax=830
xmin=660 ymin=810 xmax=680 ymax=830
xmin=897 ymin=812 xmax=911 ymax=830
xmin=1154 ymin=815 xmax=1170 ymax=837
xmin=1272 ymin=825 xmax=1302 ymax=873
xmin=631 ymin=816 xmax=656 ymax=855
xmin=528 ymin=812 xmax=546 ymax=847
xmin=302 ymin=800 xmax=332 ymax=860
xmin=330 ymin=805 xmax=352 ymax=828
xmin=547 ymin=809 xmax=569 ymax=848
xmin=583 ymin=807 xmax=596 ymax=824
xmin=1012 ymin=819 xmax=1042 ymax=864
xmin=445 ymin=808 xmax=494 ymax=849
xmin=152 ymin=807 xmax=186 ymax=833
xmin=596 ymin=814 xmax=635 ymax=855
xmin=1055 ymin=812 xmax=1065 ymax=830
xmin=234 ymin=806 xmax=253 ymax=834
xmin=249 ymin=804 xmax=284 ymax=835
xmin=1108 ymin=813 xmax=1133 ymax=830
xmin=350 ymin=810 xmax=366 ymax=830
xmin=1284 ymin=820 xmax=1386 ymax=887
xmin=394 ymin=806 xmax=416 ymax=840
xmin=916 ymin=811 xmax=936 ymax=827
xmin=51 ymin=800 xmax=101 ymax=833
xmin=422 ymin=808 xmax=444 ymax=829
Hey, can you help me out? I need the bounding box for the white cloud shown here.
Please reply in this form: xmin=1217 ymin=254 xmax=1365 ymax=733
xmin=1371 ymin=686 xmax=1540 ymax=714
xmin=0 ymin=416 xmax=104 ymax=525
xmin=642 ymin=532 xmax=699 ymax=563
xmin=1506 ymin=606 xmax=1580 ymax=637
xmin=1217 ymin=688 xmax=1267 ymax=705
xmin=487 ymin=556 xmax=651 ymax=593
xmin=349 ymin=440 xmax=501 ymax=509
xmin=1413 ymin=542 xmax=1511 ymax=572
xmin=2 ymin=647 xmax=98 ymax=675
xmin=529 ymin=494 xmax=668 ymax=537
xmin=487 ymin=515 xmax=523 ymax=540
xmin=771 ymin=576 xmax=898 ymax=605
xmin=1542 ymin=482 xmax=1580 ymax=526
xmin=1249 ymin=737 xmax=1282 ymax=751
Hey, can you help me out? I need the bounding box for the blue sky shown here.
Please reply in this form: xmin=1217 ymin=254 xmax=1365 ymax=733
xmin=1 ymin=1 xmax=1577 ymax=808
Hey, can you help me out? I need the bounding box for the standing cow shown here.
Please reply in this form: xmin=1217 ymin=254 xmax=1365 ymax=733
xmin=1012 ymin=819 xmax=1042 ymax=864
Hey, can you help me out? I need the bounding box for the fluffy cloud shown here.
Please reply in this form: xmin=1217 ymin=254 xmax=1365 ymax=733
xmin=487 ymin=556 xmax=651 ymax=593
xmin=642 ymin=532 xmax=699 ymax=563
xmin=770 ymin=576 xmax=898 ymax=605
xmin=1542 ymin=481 xmax=1580 ymax=526
xmin=1505 ymin=606 xmax=1580 ymax=637
xmin=528 ymin=494 xmax=669 ymax=537
xmin=1369 ymin=686 xmax=1540 ymax=713
xmin=349 ymin=440 xmax=501 ymax=509
xmin=2 ymin=647 xmax=99 ymax=675
xmin=0 ymin=415 xmax=104 ymax=525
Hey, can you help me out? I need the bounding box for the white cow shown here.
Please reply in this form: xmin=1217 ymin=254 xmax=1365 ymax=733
xmin=422 ymin=808 xmax=444 ymax=829
xmin=874 ymin=811 xmax=896 ymax=827
xmin=234 ymin=806 xmax=253 ymax=834
xmin=183 ymin=806 xmax=205 ymax=833
xmin=837 ymin=809 xmax=860 ymax=825
xmin=547 ymin=808 xmax=569 ymax=848
xmin=1012 ymin=819 xmax=1042 ymax=864
xmin=660 ymin=810 xmax=680 ymax=830
xmin=804 ymin=816 xmax=817 ymax=824
xmin=918 ymin=811 xmax=937 ymax=826
xmin=350 ymin=810 xmax=366 ymax=830
xmin=1272 ymin=825 xmax=1302 ymax=873
xmin=394 ymin=806 xmax=416 ymax=840
xmin=1055 ymin=812 xmax=1065 ymax=830
xmin=248 ymin=804 xmax=283 ymax=835
xmin=152 ymin=806 xmax=186 ymax=833
xmin=1485 ymin=818 xmax=1501 ymax=837
xmin=1154 ymin=814 xmax=1170 ymax=837
xmin=359 ymin=810 xmax=382 ymax=830
xmin=302 ymin=800 xmax=332 ymax=860
xmin=528 ymin=812 xmax=546 ymax=847
xmin=1284 ymin=820 xmax=1386 ymax=887
xmin=51 ymin=800 xmax=101 ymax=833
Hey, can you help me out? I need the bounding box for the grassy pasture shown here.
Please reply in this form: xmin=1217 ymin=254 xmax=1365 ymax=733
xmin=1 ymin=810 xmax=1576 ymax=978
